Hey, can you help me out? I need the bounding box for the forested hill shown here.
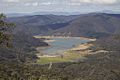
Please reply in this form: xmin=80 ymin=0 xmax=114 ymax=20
xmin=0 ymin=14 xmax=48 ymax=63
xmin=7 ymin=15 xmax=79 ymax=35
xmin=7 ymin=13 xmax=120 ymax=38
xmin=49 ymin=13 xmax=120 ymax=38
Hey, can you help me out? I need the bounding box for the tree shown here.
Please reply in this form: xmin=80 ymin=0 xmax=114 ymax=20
xmin=0 ymin=13 xmax=15 ymax=47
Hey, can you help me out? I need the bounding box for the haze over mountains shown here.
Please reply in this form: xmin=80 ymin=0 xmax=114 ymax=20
xmin=6 ymin=12 xmax=81 ymax=17
xmin=7 ymin=13 xmax=120 ymax=38
xmin=6 ymin=10 xmax=120 ymax=17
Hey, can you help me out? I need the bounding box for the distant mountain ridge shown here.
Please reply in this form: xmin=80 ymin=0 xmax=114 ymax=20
xmin=7 ymin=13 xmax=120 ymax=38
xmin=48 ymin=13 xmax=120 ymax=38
xmin=6 ymin=11 xmax=120 ymax=17
xmin=7 ymin=15 xmax=79 ymax=35
xmin=6 ymin=12 xmax=82 ymax=17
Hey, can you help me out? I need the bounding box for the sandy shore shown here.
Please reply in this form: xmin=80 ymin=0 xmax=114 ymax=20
xmin=44 ymin=40 xmax=55 ymax=43
xmin=71 ymin=43 xmax=93 ymax=51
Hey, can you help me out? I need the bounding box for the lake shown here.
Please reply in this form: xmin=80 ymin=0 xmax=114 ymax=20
xmin=39 ymin=37 xmax=90 ymax=55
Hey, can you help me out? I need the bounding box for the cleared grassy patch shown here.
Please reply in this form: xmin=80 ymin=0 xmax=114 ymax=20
xmin=37 ymin=50 xmax=87 ymax=64
xmin=37 ymin=57 xmax=69 ymax=64
xmin=64 ymin=50 xmax=83 ymax=59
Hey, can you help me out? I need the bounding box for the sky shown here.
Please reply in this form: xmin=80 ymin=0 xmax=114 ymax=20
xmin=0 ymin=0 xmax=120 ymax=13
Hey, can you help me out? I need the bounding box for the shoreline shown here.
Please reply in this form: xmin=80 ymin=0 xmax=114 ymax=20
xmin=35 ymin=36 xmax=96 ymax=64
xmin=35 ymin=37 xmax=109 ymax=65
xmin=34 ymin=36 xmax=96 ymax=41
xmin=37 ymin=42 xmax=93 ymax=56
xmin=35 ymin=36 xmax=96 ymax=58
xmin=71 ymin=43 xmax=93 ymax=51
xmin=44 ymin=39 xmax=55 ymax=43
xmin=36 ymin=42 xmax=94 ymax=64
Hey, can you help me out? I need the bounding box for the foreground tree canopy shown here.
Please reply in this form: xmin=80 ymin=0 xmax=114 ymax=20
xmin=0 ymin=13 xmax=15 ymax=47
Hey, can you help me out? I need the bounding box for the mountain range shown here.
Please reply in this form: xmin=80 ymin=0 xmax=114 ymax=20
xmin=7 ymin=13 xmax=120 ymax=38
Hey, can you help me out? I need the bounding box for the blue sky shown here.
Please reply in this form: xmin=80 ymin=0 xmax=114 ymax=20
xmin=0 ymin=0 xmax=120 ymax=13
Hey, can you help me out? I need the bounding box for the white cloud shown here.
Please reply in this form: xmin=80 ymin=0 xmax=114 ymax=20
xmin=41 ymin=2 xmax=52 ymax=5
xmin=3 ymin=0 xmax=19 ymax=2
xmin=71 ymin=0 xmax=118 ymax=5
xmin=32 ymin=2 xmax=38 ymax=6
xmin=24 ymin=2 xmax=39 ymax=7
xmin=24 ymin=2 xmax=54 ymax=6
xmin=24 ymin=3 xmax=31 ymax=6
xmin=69 ymin=3 xmax=81 ymax=5
xmin=92 ymin=0 xmax=117 ymax=4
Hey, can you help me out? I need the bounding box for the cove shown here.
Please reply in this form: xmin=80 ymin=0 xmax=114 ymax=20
xmin=40 ymin=37 xmax=90 ymax=55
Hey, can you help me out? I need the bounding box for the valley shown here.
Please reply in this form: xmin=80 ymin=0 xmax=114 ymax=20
xmin=0 ymin=13 xmax=120 ymax=80
xmin=5 ymin=13 xmax=120 ymax=65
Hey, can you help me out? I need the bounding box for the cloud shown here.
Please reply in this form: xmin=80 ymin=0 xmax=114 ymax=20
xmin=25 ymin=2 xmax=39 ymax=7
xmin=70 ymin=0 xmax=118 ymax=5
xmin=24 ymin=3 xmax=31 ymax=6
xmin=24 ymin=2 xmax=54 ymax=6
xmin=3 ymin=0 xmax=19 ymax=2
xmin=32 ymin=2 xmax=39 ymax=6
xmin=41 ymin=2 xmax=52 ymax=5
xmin=2 ymin=0 xmax=119 ymax=5
xmin=1 ymin=0 xmax=120 ymax=13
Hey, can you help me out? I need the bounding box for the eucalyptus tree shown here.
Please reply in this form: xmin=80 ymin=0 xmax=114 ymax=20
xmin=0 ymin=13 xmax=15 ymax=47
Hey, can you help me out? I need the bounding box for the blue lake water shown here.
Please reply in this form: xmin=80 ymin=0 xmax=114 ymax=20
xmin=41 ymin=37 xmax=90 ymax=55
